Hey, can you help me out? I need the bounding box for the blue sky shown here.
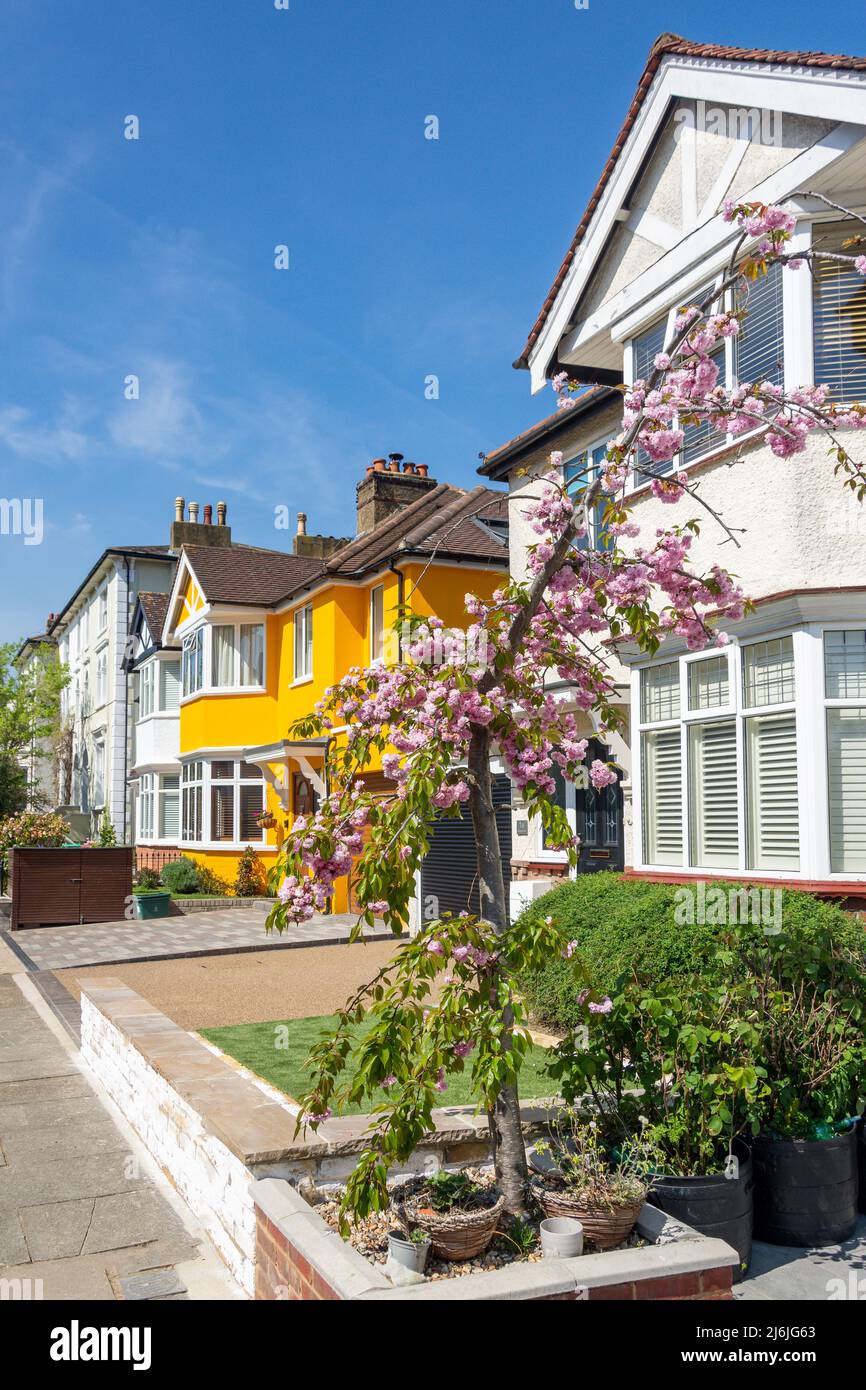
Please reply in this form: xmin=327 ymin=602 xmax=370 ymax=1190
xmin=1 ymin=0 xmax=863 ymax=642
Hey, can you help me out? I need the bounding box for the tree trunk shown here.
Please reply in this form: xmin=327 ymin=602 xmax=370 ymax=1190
xmin=467 ymin=725 xmax=528 ymax=1214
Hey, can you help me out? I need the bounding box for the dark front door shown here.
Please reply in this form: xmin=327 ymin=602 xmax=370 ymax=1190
xmin=576 ymin=738 xmax=624 ymax=873
xmin=419 ymin=775 xmax=512 ymax=924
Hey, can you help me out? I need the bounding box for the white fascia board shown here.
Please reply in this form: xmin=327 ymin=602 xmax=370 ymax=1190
xmin=528 ymin=56 xmax=866 ymax=387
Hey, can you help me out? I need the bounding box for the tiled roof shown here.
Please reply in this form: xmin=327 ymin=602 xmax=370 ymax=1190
xmin=323 ymin=484 xmax=508 ymax=578
xmin=183 ymin=544 xmax=325 ymax=606
xmin=516 ymin=33 xmax=866 ymax=372
xmin=137 ymin=591 xmax=171 ymax=641
xmin=479 ymin=386 xmax=618 ymax=479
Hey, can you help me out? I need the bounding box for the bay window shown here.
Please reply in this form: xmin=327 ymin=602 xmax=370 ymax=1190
xmin=137 ymin=773 xmax=180 ymax=842
xmin=140 ymin=661 xmax=155 ymax=716
xmin=638 ymin=636 xmax=800 ymax=875
xmin=181 ymin=758 xmax=265 ymax=846
xmin=182 ymin=622 xmax=264 ymax=696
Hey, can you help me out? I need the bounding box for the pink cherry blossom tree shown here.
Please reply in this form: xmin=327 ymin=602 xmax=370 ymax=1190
xmin=268 ymin=198 xmax=866 ymax=1222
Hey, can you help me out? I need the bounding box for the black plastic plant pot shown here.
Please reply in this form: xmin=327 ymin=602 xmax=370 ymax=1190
xmin=751 ymin=1129 xmax=858 ymax=1247
xmin=855 ymin=1118 xmax=865 ymax=1216
xmin=647 ymin=1140 xmax=753 ymax=1281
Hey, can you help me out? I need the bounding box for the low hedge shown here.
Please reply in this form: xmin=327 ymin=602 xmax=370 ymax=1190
xmin=516 ymin=872 xmax=866 ymax=1032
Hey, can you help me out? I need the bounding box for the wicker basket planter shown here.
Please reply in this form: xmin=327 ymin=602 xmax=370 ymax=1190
xmin=534 ymin=1185 xmax=643 ymax=1251
xmin=398 ymin=1195 xmax=505 ymax=1261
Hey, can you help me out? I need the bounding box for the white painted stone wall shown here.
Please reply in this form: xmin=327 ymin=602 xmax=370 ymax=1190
xmin=80 ymin=992 xmax=257 ymax=1296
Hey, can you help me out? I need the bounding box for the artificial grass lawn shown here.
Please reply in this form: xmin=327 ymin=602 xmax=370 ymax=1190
xmin=200 ymin=1014 xmax=555 ymax=1115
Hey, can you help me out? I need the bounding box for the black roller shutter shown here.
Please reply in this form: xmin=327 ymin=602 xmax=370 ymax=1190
xmin=419 ymin=775 xmax=512 ymax=922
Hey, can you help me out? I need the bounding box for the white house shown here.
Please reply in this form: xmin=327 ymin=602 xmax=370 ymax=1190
xmin=481 ymin=35 xmax=866 ymax=915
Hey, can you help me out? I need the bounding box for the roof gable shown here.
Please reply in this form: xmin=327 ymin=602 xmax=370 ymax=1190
xmin=519 ymin=34 xmax=866 ymax=389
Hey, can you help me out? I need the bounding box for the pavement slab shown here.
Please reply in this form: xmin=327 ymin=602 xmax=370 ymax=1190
xmin=737 ymin=1219 xmax=866 ymax=1301
xmin=0 ymin=974 xmax=237 ymax=1299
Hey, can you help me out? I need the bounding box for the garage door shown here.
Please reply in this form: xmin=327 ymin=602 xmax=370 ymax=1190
xmin=419 ymin=775 xmax=512 ymax=924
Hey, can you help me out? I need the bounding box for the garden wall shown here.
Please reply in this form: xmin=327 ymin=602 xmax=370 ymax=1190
xmin=79 ymin=980 xmax=737 ymax=1302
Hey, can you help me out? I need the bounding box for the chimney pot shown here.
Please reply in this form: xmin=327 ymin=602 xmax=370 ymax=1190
xmin=388 ymin=459 xmax=401 ymax=473
xmin=203 ymin=504 xmax=212 ymax=525
xmin=402 ymin=461 xmax=416 ymax=475
xmin=297 ymin=512 xmax=308 ymax=537
xmin=189 ymin=501 xmax=199 ymax=522
xmin=373 ymin=458 xmax=386 ymax=472
xmin=175 ymin=496 xmax=185 ymax=522
xmin=415 ymin=463 xmax=429 ymax=478
xmin=216 ymin=500 xmax=227 ymax=526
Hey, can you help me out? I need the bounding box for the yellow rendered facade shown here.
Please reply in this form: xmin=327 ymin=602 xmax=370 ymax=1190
xmin=175 ymin=559 xmax=504 ymax=905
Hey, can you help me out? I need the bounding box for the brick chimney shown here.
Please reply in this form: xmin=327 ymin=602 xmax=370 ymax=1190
xmin=292 ymin=510 xmax=351 ymax=560
xmin=355 ymin=454 xmax=436 ymax=535
xmin=170 ymin=497 xmax=232 ymax=551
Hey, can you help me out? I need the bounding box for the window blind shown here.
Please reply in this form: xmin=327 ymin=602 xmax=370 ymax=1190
xmin=746 ymin=713 xmax=799 ymax=870
xmin=682 ymin=344 xmax=725 ymax=464
xmin=743 ymin=637 xmax=795 ymax=707
xmin=160 ymin=661 xmax=180 ymax=711
xmin=824 ymin=629 xmax=866 ymax=698
xmin=813 ymin=222 xmax=866 ymax=402
xmin=633 ymin=318 xmax=673 ymax=476
xmin=642 ymin=728 xmax=683 ymax=865
xmin=160 ymin=776 xmax=180 ymax=839
xmin=688 ymin=720 xmax=738 ymax=868
xmin=827 ymin=707 xmax=866 ymax=872
xmin=734 ymin=261 xmax=784 ymax=386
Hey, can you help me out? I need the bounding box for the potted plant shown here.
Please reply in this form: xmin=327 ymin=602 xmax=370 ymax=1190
xmin=387 ymin=1226 xmax=431 ymax=1274
xmin=549 ymin=976 xmax=765 ymax=1278
xmin=725 ymin=918 xmax=866 ymax=1246
xmin=256 ymin=809 xmax=277 ymax=831
xmin=132 ymin=866 xmax=172 ymax=920
xmin=530 ymin=1108 xmax=650 ymax=1250
xmin=394 ymin=1171 xmax=504 ymax=1262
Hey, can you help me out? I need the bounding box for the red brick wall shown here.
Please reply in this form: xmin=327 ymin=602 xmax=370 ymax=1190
xmin=254 ymin=1206 xmax=733 ymax=1301
xmin=255 ymin=1212 xmax=340 ymax=1301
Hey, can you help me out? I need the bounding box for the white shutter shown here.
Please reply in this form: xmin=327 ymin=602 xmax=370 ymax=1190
xmin=688 ymin=720 xmax=738 ymax=868
xmin=746 ymin=714 xmax=799 ymax=870
xmin=642 ymin=728 xmax=683 ymax=865
xmin=160 ymin=661 xmax=180 ymax=711
xmin=827 ymin=707 xmax=866 ymax=872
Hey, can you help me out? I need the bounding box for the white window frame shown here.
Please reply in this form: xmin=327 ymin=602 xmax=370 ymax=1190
xmin=98 ymin=585 xmax=108 ymax=634
xmin=181 ymin=620 xmax=266 ymax=701
xmin=293 ymin=604 xmax=313 ymax=684
xmin=370 ymin=585 xmax=385 ymax=664
xmin=633 ymin=631 xmax=805 ymax=879
xmin=562 ymin=436 xmax=613 ymax=551
xmin=178 ymin=756 xmax=267 ymax=850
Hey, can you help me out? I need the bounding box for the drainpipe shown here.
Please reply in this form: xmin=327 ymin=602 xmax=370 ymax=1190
xmin=388 ymin=559 xmax=405 ymax=661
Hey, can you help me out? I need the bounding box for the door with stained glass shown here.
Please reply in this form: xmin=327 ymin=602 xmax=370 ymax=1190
xmin=576 ymin=738 xmax=624 ymax=873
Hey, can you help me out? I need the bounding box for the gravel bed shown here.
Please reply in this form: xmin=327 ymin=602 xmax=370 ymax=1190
xmin=316 ymin=1167 xmax=646 ymax=1283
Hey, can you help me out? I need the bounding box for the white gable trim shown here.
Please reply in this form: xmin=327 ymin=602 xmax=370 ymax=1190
xmin=528 ymin=54 xmax=866 ymax=391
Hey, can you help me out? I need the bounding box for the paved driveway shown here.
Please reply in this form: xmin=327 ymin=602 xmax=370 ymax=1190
xmin=2 ymin=908 xmax=397 ymax=971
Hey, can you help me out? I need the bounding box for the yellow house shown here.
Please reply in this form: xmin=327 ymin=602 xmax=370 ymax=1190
xmin=161 ymin=459 xmax=508 ymax=909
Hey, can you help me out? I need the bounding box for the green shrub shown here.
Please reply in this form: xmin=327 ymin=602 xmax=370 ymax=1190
xmin=160 ymin=857 xmax=201 ymax=895
xmin=196 ymin=863 xmax=231 ymax=897
xmin=234 ymin=846 xmax=265 ymax=897
xmin=517 ymin=873 xmax=866 ymax=1032
xmin=135 ymin=866 xmax=162 ymax=890
xmin=96 ymin=808 xmax=117 ymax=846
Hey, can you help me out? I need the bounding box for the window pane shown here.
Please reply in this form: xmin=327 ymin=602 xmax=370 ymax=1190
xmin=688 ymin=720 xmax=738 ymax=868
xmin=641 ymin=728 xmax=683 ymax=865
xmin=239 ymin=624 xmax=264 ymax=686
xmin=813 ymin=221 xmax=866 ymax=402
xmin=743 ymin=637 xmax=795 ymax=707
xmin=239 ymin=783 xmax=264 ymax=840
xmin=566 ymin=443 xmax=612 ymax=552
xmin=160 ymin=779 xmax=180 ymax=839
xmin=370 ymin=587 xmax=384 ymax=662
xmin=734 ymin=261 xmax=784 ymax=387
xmin=211 ymin=760 xmax=233 ymax=780
xmin=212 ymin=625 xmax=235 ymax=687
xmin=238 ymin=761 xmax=263 ymax=779
xmin=641 ymin=662 xmax=680 ymax=723
xmin=688 ymin=655 xmax=730 ymax=711
xmin=824 ymin=629 xmax=866 ymax=698
xmin=294 ymin=606 xmax=312 ymax=679
xmin=681 ymin=345 xmax=725 ymax=463
xmin=211 ymin=784 xmax=234 ymax=841
xmin=827 ymin=707 xmax=866 ymax=871
xmin=542 ymin=761 xmax=568 ymax=851
xmin=633 ymin=317 xmax=674 ymax=476
xmin=746 ymin=713 xmax=799 ymax=870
